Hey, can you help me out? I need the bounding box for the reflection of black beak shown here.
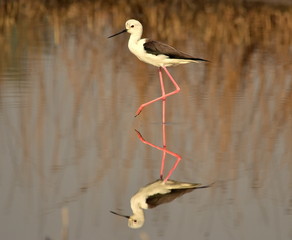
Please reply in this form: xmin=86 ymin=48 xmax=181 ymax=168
xmin=110 ymin=210 xmax=130 ymax=219
xmin=108 ymin=29 xmax=127 ymax=38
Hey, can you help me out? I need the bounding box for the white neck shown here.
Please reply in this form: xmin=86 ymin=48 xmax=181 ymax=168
xmin=129 ymin=31 xmax=142 ymax=44
xmin=128 ymin=32 xmax=144 ymax=57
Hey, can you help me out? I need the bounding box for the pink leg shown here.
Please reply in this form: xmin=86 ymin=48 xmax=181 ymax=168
xmin=135 ymin=129 xmax=181 ymax=183
xmin=159 ymin=67 xmax=166 ymax=124
xmin=135 ymin=66 xmax=181 ymax=117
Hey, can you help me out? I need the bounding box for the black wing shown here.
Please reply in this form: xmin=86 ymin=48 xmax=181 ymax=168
xmin=146 ymin=183 xmax=212 ymax=209
xmin=144 ymin=40 xmax=208 ymax=62
xmin=146 ymin=188 xmax=195 ymax=209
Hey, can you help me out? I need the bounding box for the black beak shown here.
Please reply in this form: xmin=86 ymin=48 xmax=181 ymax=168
xmin=108 ymin=29 xmax=127 ymax=38
xmin=110 ymin=210 xmax=130 ymax=219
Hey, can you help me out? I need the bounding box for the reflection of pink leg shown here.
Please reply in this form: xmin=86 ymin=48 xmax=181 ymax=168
xmin=135 ymin=130 xmax=182 ymax=183
xmin=160 ymin=123 xmax=166 ymax=179
xmin=159 ymin=67 xmax=167 ymax=179
xmin=135 ymin=67 xmax=180 ymax=117
xmin=163 ymin=157 xmax=181 ymax=183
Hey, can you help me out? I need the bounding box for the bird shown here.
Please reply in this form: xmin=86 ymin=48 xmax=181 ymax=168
xmin=110 ymin=179 xmax=212 ymax=229
xmin=108 ymin=19 xmax=208 ymax=117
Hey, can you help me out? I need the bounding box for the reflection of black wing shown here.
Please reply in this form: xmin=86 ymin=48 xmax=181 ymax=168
xmin=144 ymin=40 xmax=208 ymax=62
xmin=146 ymin=188 xmax=195 ymax=209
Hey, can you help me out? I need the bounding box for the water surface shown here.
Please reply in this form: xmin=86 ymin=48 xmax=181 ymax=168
xmin=0 ymin=1 xmax=292 ymax=240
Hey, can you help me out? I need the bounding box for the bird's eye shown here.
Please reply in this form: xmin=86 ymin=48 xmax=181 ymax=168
xmin=131 ymin=25 xmax=134 ymax=28
xmin=133 ymin=219 xmax=137 ymax=223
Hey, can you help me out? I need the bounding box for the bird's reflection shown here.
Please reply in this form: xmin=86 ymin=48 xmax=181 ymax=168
xmin=111 ymin=178 xmax=211 ymax=229
xmin=110 ymin=77 xmax=212 ymax=228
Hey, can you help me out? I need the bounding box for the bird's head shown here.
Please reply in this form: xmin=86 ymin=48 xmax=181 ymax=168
xmin=128 ymin=215 xmax=144 ymax=229
xmin=108 ymin=19 xmax=142 ymax=38
xmin=110 ymin=210 xmax=145 ymax=229
xmin=125 ymin=19 xmax=143 ymax=35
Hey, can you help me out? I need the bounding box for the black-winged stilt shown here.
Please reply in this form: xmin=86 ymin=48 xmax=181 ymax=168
xmin=108 ymin=19 xmax=208 ymax=117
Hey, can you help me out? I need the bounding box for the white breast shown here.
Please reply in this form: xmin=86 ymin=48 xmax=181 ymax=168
xmin=128 ymin=38 xmax=169 ymax=67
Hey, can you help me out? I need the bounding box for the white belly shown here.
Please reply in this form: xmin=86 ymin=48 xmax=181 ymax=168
xmin=137 ymin=52 xmax=169 ymax=67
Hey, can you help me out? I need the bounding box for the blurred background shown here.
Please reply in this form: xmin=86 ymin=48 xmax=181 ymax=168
xmin=0 ymin=0 xmax=292 ymax=239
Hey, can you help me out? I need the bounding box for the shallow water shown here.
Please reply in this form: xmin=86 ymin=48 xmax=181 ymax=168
xmin=0 ymin=2 xmax=292 ymax=240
